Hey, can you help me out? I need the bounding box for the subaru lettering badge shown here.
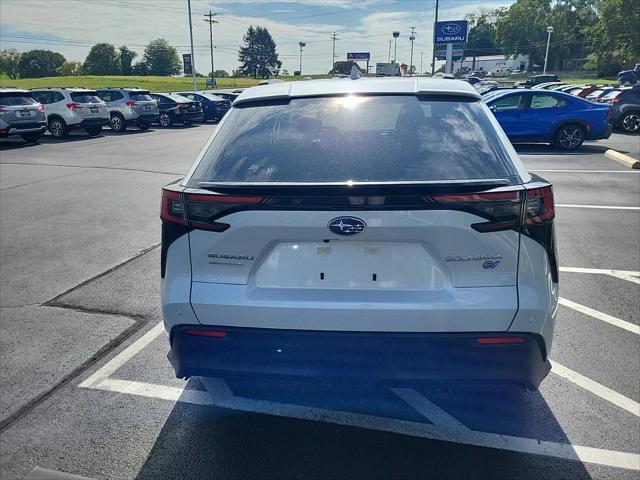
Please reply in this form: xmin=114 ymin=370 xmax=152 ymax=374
xmin=442 ymin=23 xmax=461 ymax=35
xmin=328 ymin=216 xmax=366 ymax=236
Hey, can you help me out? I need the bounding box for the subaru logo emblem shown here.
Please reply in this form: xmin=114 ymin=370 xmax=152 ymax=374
xmin=442 ymin=23 xmax=461 ymax=35
xmin=328 ymin=216 xmax=366 ymax=236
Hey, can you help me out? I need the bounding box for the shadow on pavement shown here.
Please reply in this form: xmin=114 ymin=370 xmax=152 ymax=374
xmin=135 ymin=378 xmax=592 ymax=479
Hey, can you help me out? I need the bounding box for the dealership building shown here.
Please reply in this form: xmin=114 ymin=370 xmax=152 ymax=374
xmin=453 ymin=54 xmax=529 ymax=74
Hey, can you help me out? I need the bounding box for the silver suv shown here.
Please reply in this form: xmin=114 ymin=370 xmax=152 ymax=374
xmin=30 ymin=88 xmax=109 ymax=138
xmin=95 ymin=88 xmax=159 ymax=132
xmin=0 ymin=88 xmax=47 ymax=143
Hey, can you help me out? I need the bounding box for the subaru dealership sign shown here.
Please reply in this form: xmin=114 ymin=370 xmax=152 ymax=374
xmin=347 ymin=52 xmax=370 ymax=61
xmin=435 ymin=20 xmax=468 ymax=43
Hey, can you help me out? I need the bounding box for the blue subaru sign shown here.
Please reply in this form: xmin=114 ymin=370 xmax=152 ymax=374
xmin=435 ymin=20 xmax=468 ymax=43
xmin=328 ymin=217 xmax=366 ymax=236
xmin=347 ymin=52 xmax=370 ymax=61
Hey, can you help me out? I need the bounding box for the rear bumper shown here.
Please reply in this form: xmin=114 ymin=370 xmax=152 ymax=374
xmin=176 ymin=111 xmax=204 ymax=123
xmin=74 ymin=117 xmax=109 ymax=128
xmin=131 ymin=113 xmax=158 ymax=124
xmin=588 ymin=123 xmax=613 ymax=140
xmin=0 ymin=122 xmax=47 ymax=137
xmin=168 ymin=325 xmax=550 ymax=389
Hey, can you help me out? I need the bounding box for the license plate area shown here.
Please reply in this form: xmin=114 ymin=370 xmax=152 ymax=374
xmin=254 ymin=242 xmax=445 ymax=290
xmin=20 ymin=110 xmax=31 ymax=117
xmin=90 ymin=107 xmax=99 ymax=113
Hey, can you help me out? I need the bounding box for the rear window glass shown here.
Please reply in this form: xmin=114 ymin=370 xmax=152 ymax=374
xmin=130 ymin=92 xmax=152 ymax=101
xmin=0 ymin=93 xmax=37 ymax=106
xmin=188 ymin=95 xmax=517 ymax=185
xmin=70 ymin=92 xmax=102 ymax=103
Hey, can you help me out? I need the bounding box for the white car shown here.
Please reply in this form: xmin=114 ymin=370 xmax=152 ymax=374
xmin=30 ymin=88 xmax=109 ymax=138
xmin=161 ymin=77 xmax=558 ymax=390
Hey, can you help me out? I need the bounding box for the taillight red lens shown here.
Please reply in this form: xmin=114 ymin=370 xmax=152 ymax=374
xmin=0 ymin=106 xmax=7 ymax=112
xmin=184 ymin=329 xmax=226 ymax=338
xmin=161 ymin=189 xmax=184 ymax=225
xmin=37 ymin=103 xmax=45 ymax=112
xmin=66 ymin=103 xmax=79 ymax=110
xmin=126 ymin=101 xmax=137 ymax=107
xmin=524 ymin=186 xmax=554 ymax=224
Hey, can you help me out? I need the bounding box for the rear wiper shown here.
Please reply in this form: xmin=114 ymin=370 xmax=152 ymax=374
xmin=196 ymin=179 xmax=511 ymax=196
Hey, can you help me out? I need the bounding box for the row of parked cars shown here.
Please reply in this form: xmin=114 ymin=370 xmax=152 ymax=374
xmin=471 ymin=78 xmax=640 ymax=149
xmin=0 ymin=87 xmax=243 ymax=143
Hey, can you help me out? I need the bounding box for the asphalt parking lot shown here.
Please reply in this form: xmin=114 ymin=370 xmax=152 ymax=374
xmin=0 ymin=126 xmax=638 ymax=479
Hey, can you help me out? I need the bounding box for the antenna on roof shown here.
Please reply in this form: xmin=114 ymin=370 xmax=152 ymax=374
xmin=350 ymin=65 xmax=361 ymax=80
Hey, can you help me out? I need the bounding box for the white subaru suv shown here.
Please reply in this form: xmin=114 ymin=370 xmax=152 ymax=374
xmin=161 ymin=77 xmax=559 ymax=390
xmin=30 ymin=88 xmax=109 ymax=138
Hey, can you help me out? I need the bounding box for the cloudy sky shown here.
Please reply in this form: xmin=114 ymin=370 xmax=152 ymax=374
xmin=0 ymin=0 xmax=513 ymax=75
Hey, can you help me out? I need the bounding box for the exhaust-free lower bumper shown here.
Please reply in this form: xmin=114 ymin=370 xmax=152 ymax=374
xmin=169 ymin=325 xmax=550 ymax=389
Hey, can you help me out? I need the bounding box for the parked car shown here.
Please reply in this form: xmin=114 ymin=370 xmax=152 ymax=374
xmin=464 ymin=76 xmax=483 ymax=85
xmin=95 ymin=88 xmax=159 ymax=132
xmin=550 ymin=85 xmax=579 ymax=92
xmin=585 ymin=87 xmax=619 ymax=102
xmin=161 ymin=78 xmax=558 ymax=390
xmin=573 ymin=85 xmax=604 ymax=98
xmin=523 ymin=74 xmax=560 ymax=87
xmin=30 ymin=88 xmax=109 ymax=138
xmin=617 ymin=63 xmax=640 ymax=86
xmin=209 ymin=88 xmax=244 ymax=102
xmin=532 ymin=82 xmax=565 ymax=90
xmin=485 ymin=89 xmax=612 ymax=150
xmin=150 ymin=93 xmax=203 ymax=127
xmin=0 ymin=88 xmax=47 ymax=143
xmin=604 ymin=86 xmax=640 ymax=133
xmin=175 ymin=92 xmax=231 ymax=122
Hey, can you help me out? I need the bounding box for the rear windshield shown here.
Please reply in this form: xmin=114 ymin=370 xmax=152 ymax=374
xmin=130 ymin=92 xmax=152 ymax=101
xmin=70 ymin=92 xmax=102 ymax=103
xmin=0 ymin=92 xmax=37 ymax=106
xmin=188 ymin=95 xmax=517 ymax=185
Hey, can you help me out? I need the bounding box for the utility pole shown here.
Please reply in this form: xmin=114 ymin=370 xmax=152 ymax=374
xmin=431 ymin=0 xmax=439 ymax=75
xmin=329 ymin=32 xmax=339 ymax=73
xmin=392 ymin=31 xmax=400 ymax=63
xmin=298 ymin=41 xmax=306 ymax=75
xmin=187 ymin=0 xmax=196 ymax=91
xmin=387 ymin=40 xmax=392 ymax=63
xmin=409 ymin=27 xmax=416 ymax=76
xmin=420 ymin=52 xmax=424 ymax=75
xmin=204 ymin=10 xmax=219 ymax=81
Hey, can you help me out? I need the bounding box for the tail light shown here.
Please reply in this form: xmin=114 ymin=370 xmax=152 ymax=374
xmin=161 ymin=189 xmax=263 ymax=232
xmin=0 ymin=106 xmax=7 ymax=112
xmin=126 ymin=101 xmax=137 ymax=107
xmin=524 ymin=186 xmax=554 ymax=224
xmin=37 ymin=103 xmax=45 ymax=112
xmin=179 ymin=103 xmax=188 ymax=109
xmin=66 ymin=103 xmax=79 ymax=110
xmin=608 ymin=98 xmax=621 ymax=104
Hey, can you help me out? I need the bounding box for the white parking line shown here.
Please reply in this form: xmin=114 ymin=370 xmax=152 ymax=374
xmin=558 ymin=297 xmax=640 ymax=335
xmin=391 ymin=387 xmax=470 ymax=434
xmin=556 ymin=204 xmax=640 ymax=210
xmin=560 ymin=267 xmax=640 ymax=285
xmin=532 ymin=170 xmax=640 ymax=173
xmin=550 ymin=361 xmax=640 ymax=418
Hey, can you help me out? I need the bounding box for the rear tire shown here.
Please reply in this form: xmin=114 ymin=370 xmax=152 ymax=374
xmin=620 ymin=111 xmax=640 ymax=134
xmin=48 ymin=118 xmax=68 ymax=139
xmin=109 ymin=114 xmax=127 ymax=133
xmin=554 ymin=124 xmax=584 ymax=150
xmin=85 ymin=126 xmax=102 ymax=136
xmin=21 ymin=132 xmax=42 ymax=143
xmin=158 ymin=112 xmax=172 ymax=128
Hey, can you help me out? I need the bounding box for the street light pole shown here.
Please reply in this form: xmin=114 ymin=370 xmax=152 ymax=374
xmin=431 ymin=0 xmax=439 ymax=75
xmin=298 ymin=41 xmax=306 ymax=75
xmin=388 ymin=40 xmax=392 ymax=63
xmin=187 ymin=0 xmax=196 ymax=92
xmin=420 ymin=52 xmax=424 ymax=75
xmin=392 ymin=31 xmax=400 ymax=63
xmin=409 ymin=27 xmax=416 ymax=76
xmin=543 ymin=26 xmax=553 ymax=75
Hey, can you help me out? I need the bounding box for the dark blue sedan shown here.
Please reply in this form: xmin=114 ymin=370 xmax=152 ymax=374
xmin=485 ymin=89 xmax=612 ymax=150
xmin=176 ymin=91 xmax=231 ymax=123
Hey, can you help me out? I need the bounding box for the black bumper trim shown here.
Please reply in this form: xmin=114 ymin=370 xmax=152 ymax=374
xmin=168 ymin=325 xmax=550 ymax=389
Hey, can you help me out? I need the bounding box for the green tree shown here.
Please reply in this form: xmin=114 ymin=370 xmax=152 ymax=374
xmin=496 ymin=0 xmax=551 ymax=70
xmin=238 ymin=26 xmax=282 ymax=78
xmin=59 ymin=60 xmax=83 ymax=76
xmin=465 ymin=10 xmax=502 ymax=69
xmin=213 ymin=69 xmax=229 ymax=78
xmin=0 ymin=49 xmax=21 ymax=79
xmin=585 ymin=0 xmax=640 ymax=76
xmin=83 ymin=43 xmax=119 ymax=75
xmin=118 ymin=45 xmax=137 ymax=76
xmin=329 ymin=61 xmax=363 ymax=75
xmin=18 ymin=49 xmax=66 ymax=78
xmin=140 ymin=38 xmax=181 ymax=76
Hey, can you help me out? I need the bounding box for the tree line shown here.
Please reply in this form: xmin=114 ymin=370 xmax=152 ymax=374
xmin=465 ymin=0 xmax=639 ymax=75
xmin=0 ymin=38 xmax=183 ymax=79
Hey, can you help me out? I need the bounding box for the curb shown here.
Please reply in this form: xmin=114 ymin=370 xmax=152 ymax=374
xmin=605 ymin=149 xmax=640 ymax=169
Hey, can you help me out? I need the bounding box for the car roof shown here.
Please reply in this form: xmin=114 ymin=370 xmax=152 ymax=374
xmin=233 ymin=77 xmax=481 ymax=106
xmin=29 ymin=87 xmax=96 ymax=92
xmin=0 ymin=88 xmax=30 ymax=94
xmin=156 ymin=92 xmax=190 ymax=102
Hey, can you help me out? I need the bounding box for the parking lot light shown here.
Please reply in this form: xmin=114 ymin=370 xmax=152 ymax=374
xmin=543 ymin=26 xmax=553 ymax=75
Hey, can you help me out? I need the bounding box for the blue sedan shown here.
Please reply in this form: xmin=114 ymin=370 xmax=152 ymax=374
xmin=175 ymin=91 xmax=231 ymax=123
xmin=485 ymin=89 xmax=612 ymax=150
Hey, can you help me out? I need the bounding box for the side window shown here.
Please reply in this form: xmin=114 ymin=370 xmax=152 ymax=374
xmin=97 ymin=92 xmax=111 ymax=102
xmin=490 ymin=94 xmax=525 ymax=112
xmin=184 ymin=94 xmax=196 ymax=101
xmin=531 ymin=94 xmax=566 ymax=109
xmin=31 ymin=91 xmax=48 ymax=104
xmin=110 ymin=92 xmax=124 ymax=101
xmin=52 ymin=92 xmax=65 ymax=103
